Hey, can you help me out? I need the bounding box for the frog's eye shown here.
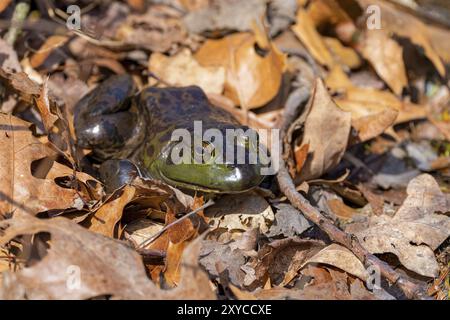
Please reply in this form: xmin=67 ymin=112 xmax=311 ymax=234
xmin=202 ymin=141 xmax=215 ymax=158
xmin=191 ymin=141 xmax=216 ymax=164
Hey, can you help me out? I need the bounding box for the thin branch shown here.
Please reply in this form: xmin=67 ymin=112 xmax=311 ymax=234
xmin=4 ymin=1 xmax=30 ymax=46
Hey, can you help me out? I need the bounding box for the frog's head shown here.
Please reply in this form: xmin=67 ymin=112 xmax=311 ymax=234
xmin=150 ymin=126 xmax=269 ymax=193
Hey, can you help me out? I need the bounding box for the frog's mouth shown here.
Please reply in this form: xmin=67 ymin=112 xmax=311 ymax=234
xmin=156 ymin=163 xmax=264 ymax=194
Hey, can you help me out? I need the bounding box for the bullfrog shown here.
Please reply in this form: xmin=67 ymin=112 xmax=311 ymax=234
xmin=74 ymin=75 xmax=268 ymax=193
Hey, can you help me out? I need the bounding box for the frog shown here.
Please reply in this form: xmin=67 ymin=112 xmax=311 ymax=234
xmin=74 ymin=74 xmax=268 ymax=193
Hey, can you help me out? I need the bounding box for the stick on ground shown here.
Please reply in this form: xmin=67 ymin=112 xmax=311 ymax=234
xmin=276 ymin=81 xmax=430 ymax=300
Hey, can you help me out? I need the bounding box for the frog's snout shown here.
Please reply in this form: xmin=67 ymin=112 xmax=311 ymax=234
xmin=156 ymin=138 xmax=268 ymax=193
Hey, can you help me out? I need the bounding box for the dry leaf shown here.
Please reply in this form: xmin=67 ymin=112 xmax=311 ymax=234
xmin=30 ymin=36 xmax=69 ymax=69
xmin=149 ymin=49 xmax=225 ymax=94
xmin=252 ymin=283 xmax=348 ymax=300
xmin=205 ymin=192 xmax=274 ymax=234
xmin=356 ymin=174 xmax=450 ymax=277
xmin=292 ymin=9 xmax=334 ymax=68
xmin=34 ymin=78 xmax=59 ymax=133
xmin=0 ymin=68 xmax=40 ymax=104
xmin=0 ymin=114 xmax=94 ymax=215
xmin=195 ymin=27 xmax=286 ymax=109
xmin=116 ymin=5 xmax=187 ymax=52
xmin=336 ymin=98 xmax=399 ymax=142
xmin=183 ymin=0 xmax=267 ymax=34
xmin=163 ymin=197 xmax=207 ymax=286
xmin=127 ymin=0 xmax=146 ymax=11
xmin=164 ymin=240 xmax=188 ymax=287
xmin=298 ymin=79 xmax=352 ymax=180
xmin=327 ymin=198 xmax=358 ymax=220
xmin=200 ymin=239 xmax=248 ymax=287
xmin=325 ymin=64 xmax=353 ymax=91
xmin=48 ymin=75 xmax=89 ymax=113
xmin=0 ymin=214 xmax=151 ymax=299
xmin=359 ymin=30 xmax=407 ymax=96
xmin=324 ymin=37 xmax=361 ymax=69
xmin=87 ymin=185 xmax=136 ymax=238
xmin=426 ymin=23 xmax=450 ymax=64
xmin=266 ymin=203 xmax=312 ymax=238
xmin=294 ymin=143 xmax=309 ymax=173
xmin=242 ymin=238 xmax=324 ymax=289
xmin=306 ymin=0 xmax=351 ymax=27
xmin=356 ymin=0 xmax=445 ymax=77
xmin=326 ymin=68 xmax=426 ymax=142
xmin=0 ymin=215 xmax=215 ymax=299
xmin=303 ymin=244 xmax=369 ymax=281
xmin=228 ymin=284 xmax=257 ymax=300
xmin=0 ymin=0 xmax=12 ymax=13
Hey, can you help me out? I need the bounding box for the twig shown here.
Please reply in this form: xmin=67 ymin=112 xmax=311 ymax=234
xmin=4 ymin=1 xmax=30 ymax=46
xmin=276 ymin=82 xmax=430 ymax=300
xmin=137 ymin=199 xmax=215 ymax=249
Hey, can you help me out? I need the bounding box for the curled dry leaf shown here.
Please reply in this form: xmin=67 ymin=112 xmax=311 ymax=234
xmin=356 ymin=174 xmax=450 ymax=278
xmin=292 ymin=9 xmax=334 ymax=68
xmin=359 ymin=30 xmax=408 ymax=96
xmin=86 ymin=185 xmax=136 ymax=238
xmin=0 ymin=68 xmax=40 ymax=104
xmin=326 ymin=66 xmax=426 ymax=142
xmin=88 ymin=179 xmax=177 ymax=239
xmin=356 ymin=0 xmax=445 ymax=77
xmin=149 ymin=49 xmax=225 ymax=95
xmin=298 ymin=78 xmax=352 ymax=180
xmin=195 ymin=27 xmax=286 ymax=109
xmin=0 ymin=215 xmax=215 ymax=299
xmin=303 ymin=244 xmax=369 ymax=282
xmin=0 ymin=114 xmax=95 ymax=215
xmin=336 ymin=98 xmax=399 ymax=143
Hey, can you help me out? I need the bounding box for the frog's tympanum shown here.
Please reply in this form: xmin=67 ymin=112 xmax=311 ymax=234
xmin=74 ymin=75 xmax=268 ymax=193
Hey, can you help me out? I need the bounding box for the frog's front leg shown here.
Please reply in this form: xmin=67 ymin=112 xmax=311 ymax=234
xmin=99 ymin=159 xmax=142 ymax=193
xmin=74 ymin=74 xmax=143 ymax=160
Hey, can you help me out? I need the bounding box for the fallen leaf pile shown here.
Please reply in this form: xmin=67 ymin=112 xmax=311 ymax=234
xmin=0 ymin=0 xmax=449 ymax=300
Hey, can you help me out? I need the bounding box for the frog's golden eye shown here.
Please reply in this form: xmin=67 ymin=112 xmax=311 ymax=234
xmin=191 ymin=141 xmax=216 ymax=164
xmin=202 ymin=141 xmax=215 ymax=158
